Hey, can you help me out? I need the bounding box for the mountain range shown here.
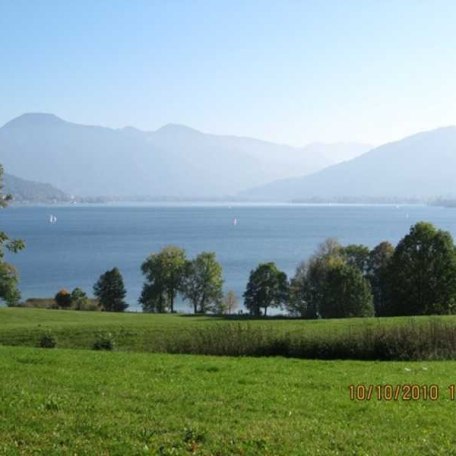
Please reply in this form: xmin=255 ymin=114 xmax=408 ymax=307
xmin=3 ymin=113 xmax=456 ymax=203
xmin=243 ymin=126 xmax=456 ymax=201
xmin=0 ymin=113 xmax=370 ymax=199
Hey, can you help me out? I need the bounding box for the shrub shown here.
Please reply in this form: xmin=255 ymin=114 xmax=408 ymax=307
xmin=79 ymin=299 xmax=101 ymax=311
xmin=92 ymin=331 xmax=115 ymax=351
xmin=147 ymin=319 xmax=456 ymax=361
xmin=39 ymin=330 xmax=57 ymax=348
xmin=23 ymin=298 xmax=55 ymax=309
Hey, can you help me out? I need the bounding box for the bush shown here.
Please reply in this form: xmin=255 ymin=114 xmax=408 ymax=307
xmin=23 ymin=298 xmax=55 ymax=309
xmin=92 ymin=331 xmax=115 ymax=351
xmin=79 ymin=299 xmax=101 ymax=311
xmin=39 ymin=330 xmax=57 ymax=348
xmin=146 ymin=319 xmax=456 ymax=361
xmin=54 ymin=289 xmax=72 ymax=309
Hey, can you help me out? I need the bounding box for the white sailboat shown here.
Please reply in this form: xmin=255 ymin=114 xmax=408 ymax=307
xmin=233 ymin=217 xmax=238 ymax=226
xmin=49 ymin=214 xmax=57 ymax=224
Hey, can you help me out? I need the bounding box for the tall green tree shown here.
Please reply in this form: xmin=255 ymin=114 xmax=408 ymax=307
xmin=140 ymin=246 xmax=187 ymax=313
xmin=342 ymin=244 xmax=370 ymax=274
xmin=244 ymin=262 xmax=288 ymax=316
xmin=366 ymin=241 xmax=394 ymax=316
xmin=288 ymin=261 xmax=314 ymax=318
xmin=389 ymin=222 xmax=456 ymax=315
xmin=318 ymin=258 xmax=374 ymax=318
xmin=182 ymin=252 xmax=224 ymax=314
xmin=288 ymin=239 xmax=343 ymax=318
xmin=93 ymin=267 xmax=128 ymax=312
xmin=0 ymin=165 xmax=24 ymax=306
xmin=288 ymin=239 xmax=374 ymax=319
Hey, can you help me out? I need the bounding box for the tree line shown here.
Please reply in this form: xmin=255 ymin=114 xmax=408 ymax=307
xmin=139 ymin=247 xmax=236 ymax=314
xmin=49 ymin=249 xmax=237 ymax=314
xmin=5 ymin=220 xmax=456 ymax=319
xmin=87 ymin=220 xmax=456 ymax=318
xmin=248 ymin=221 xmax=456 ymax=318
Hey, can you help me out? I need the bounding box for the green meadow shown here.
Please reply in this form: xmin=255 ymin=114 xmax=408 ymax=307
xmin=2 ymin=346 xmax=456 ymax=455
xmin=2 ymin=308 xmax=456 ymax=360
xmin=2 ymin=308 xmax=456 ymax=454
xmin=1 ymin=306 xmax=453 ymax=347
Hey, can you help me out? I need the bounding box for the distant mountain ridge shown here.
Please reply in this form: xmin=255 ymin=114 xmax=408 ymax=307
xmin=243 ymin=126 xmax=456 ymax=201
xmin=0 ymin=113 xmax=371 ymax=198
xmin=4 ymin=173 xmax=70 ymax=203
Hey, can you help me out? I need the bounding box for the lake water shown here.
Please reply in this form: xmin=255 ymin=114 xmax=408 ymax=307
xmin=1 ymin=203 xmax=456 ymax=312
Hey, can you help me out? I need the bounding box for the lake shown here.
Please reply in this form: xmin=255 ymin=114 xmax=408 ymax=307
xmin=1 ymin=203 xmax=455 ymax=311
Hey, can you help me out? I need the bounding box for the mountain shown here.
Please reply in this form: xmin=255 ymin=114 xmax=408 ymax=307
xmin=3 ymin=173 xmax=70 ymax=203
xmin=242 ymin=126 xmax=456 ymax=201
xmin=0 ymin=113 xmax=370 ymax=198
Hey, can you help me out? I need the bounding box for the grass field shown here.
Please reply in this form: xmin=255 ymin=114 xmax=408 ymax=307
xmin=2 ymin=308 xmax=456 ymax=360
xmin=2 ymin=345 xmax=456 ymax=455
xmin=0 ymin=306 xmax=452 ymax=346
xmin=2 ymin=309 xmax=456 ymax=454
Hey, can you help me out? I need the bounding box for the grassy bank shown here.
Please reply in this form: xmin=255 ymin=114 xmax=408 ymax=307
xmin=3 ymin=308 xmax=456 ymax=360
xmin=1 ymin=345 xmax=456 ymax=455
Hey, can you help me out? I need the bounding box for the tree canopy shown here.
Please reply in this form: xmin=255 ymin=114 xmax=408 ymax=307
xmin=288 ymin=239 xmax=374 ymax=318
xmin=389 ymin=222 xmax=456 ymax=315
xmin=366 ymin=241 xmax=394 ymax=316
xmin=0 ymin=165 xmax=24 ymax=306
xmin=318 ymin=259 xmax=374 ymax=318
xmin=182 ymin=252 xmax=223 ymax=314
xmin=342 ymin=244 xmax=370 ymax=275
xmin=288 ymin=239 xmax=343 ymax=318
xmin=70 ymin=287 xmax=89 ymax=311
xmin=93 ymin=267 xmax=128 ymax=312
xmin=244 ymin=262 xmax=288 ymax=316
xmin=54 ymin=289 xmax=72 ymax=309
xmin=140 ymin=246 xmax=187 ymax=313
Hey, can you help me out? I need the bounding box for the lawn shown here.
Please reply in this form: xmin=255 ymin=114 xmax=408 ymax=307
xmin=1 ymin=345 xmax=456 ymax=455
xmin=2 ymin=309 xmax=456 ymax=454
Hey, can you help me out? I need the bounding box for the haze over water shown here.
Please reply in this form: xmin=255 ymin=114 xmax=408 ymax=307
xmin=2 ymin=203 xmax=455 ymax=312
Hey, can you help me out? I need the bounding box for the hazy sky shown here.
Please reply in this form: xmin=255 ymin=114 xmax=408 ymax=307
xmin=1 ymin=0 xmax=456 ymax=146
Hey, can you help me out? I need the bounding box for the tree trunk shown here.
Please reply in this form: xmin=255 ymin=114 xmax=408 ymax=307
xmin=170 ymin=292 xmax=174 ymax=313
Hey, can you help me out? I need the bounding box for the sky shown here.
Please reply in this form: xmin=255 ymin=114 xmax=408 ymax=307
xmin=1 ymin=0 xmax=456 ymax=146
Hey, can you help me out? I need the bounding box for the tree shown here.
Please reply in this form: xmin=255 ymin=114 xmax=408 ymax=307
xmin=389 ymin=222 xmax=456 ymax=316
xmin=366 ymin=241 xmax=394 ymax=316
xmin=55 ymin=289 xmax=72 ymax=309
xmin=288 ymin=239 xmax=343 ymax=318
xmin=0 ymin=165 xmax=24 ymax=306
xmin=216 ymin=290 xmax=239 ymax=315
xmin=342 ymin=244 xmax=370 ymax=275
xmin=318 ymin=259 xmax=374 ymax=318
xmin=182 ymin=252 xmax=224 ymax=314
xmin=288 ymin=261 xmax=315 ymax=318
xmin=93 ymin=267 xmax=128 ymax=312
xmin=140 ymin=246 xmax=187 ymax=313
xmin=70 ymin=287 xmax=89 ymax=310
xmin=243 ymin=262 xmax=288 ymax=316
xmin=288 ymin=238 xmax=374 ymax=319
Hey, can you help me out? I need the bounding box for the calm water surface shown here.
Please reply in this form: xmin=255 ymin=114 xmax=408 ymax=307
xmin=1 ymin=203 xmax=455 ymax=311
